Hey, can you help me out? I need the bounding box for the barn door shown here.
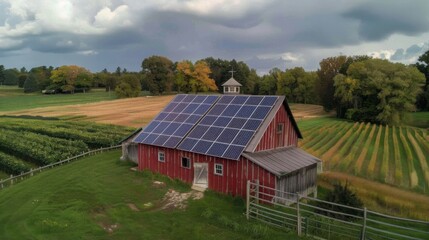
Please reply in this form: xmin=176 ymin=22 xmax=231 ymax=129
xmin=193 ymin=163 xmax=208 ymax=188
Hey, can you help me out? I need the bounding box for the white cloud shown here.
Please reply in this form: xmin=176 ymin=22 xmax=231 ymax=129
xmin=367 ymin=49 xmax=395 ymax=60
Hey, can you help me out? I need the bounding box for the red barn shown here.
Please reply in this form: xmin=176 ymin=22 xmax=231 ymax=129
xmin=127 ymin=94 xmax=321 ymax=199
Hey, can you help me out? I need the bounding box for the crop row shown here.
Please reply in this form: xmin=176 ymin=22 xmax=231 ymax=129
xmin=0 ymin=129 xmax=89 ymax=166
xmin=0 ymin=151 xmax=32 ymax=176
xmin=299 ymin=119 xmax=429 ymax=193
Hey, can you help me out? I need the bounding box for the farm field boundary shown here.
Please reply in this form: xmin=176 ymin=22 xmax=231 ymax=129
xmin=246 ymin=181 xmax=429 ymax=240
xmin=0 ymin=145 xmax=121 ymax=189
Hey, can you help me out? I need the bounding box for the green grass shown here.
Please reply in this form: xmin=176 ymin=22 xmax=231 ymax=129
xmin=0 ymin=150 xmax=297 ymax=239
xmin=405 ymin=112 xmax=429 ymax=128
xmin=0 ymin=86 xmax=117 ymax=112
xmin=298 ymin=117 xmax=429 ymax=195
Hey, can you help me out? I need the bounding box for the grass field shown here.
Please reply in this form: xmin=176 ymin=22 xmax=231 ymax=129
xmin=298 ymin=117 xmax=429 ymax=195
xmin=0 ymin=86 xmax=117 ymax=112
xmin=0 ymin=150 xmax=298 ymax=239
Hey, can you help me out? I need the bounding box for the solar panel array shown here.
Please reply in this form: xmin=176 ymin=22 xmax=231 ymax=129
xmin=177 ymin=95 xmax=279 ymax=160
xmin=133 ymin=95 xmax=219 ymax=148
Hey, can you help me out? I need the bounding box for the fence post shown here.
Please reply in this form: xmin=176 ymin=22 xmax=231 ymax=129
xmin=255 ymin=179 xmax=260 ymax=204
xmin=246 ymin=180 xmax=250 ymax=220
xmin=361 ymin=207 xmax=367 ymax=240
xmin=297 ymin=193 xmax=302 ymax=236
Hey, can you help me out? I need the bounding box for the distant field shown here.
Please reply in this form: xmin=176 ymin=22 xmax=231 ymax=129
xmin=0 ymin=86 xmax=117 ymax=112
xmin=298 ymin=117 xmax=429 ymax=194
xmin=406 ymin=112 xmax=429 ymax=128
xmin=0 ymin=150 xmax=293 ymax=239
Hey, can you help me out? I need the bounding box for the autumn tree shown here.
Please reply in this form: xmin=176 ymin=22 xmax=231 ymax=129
xmin=50 ymin=65 xmax=92 ymax=93
xmin=334 ymin=59 xmax=425 ymax=125
xmin=142 ymin=55 xmax=174 ymax=95
xmin=115 ymin=74 xmax=141 ymax=98
xmin=176 ymin=60 xmax=217 ymax=93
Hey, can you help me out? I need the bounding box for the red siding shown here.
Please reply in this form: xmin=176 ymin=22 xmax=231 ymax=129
xmin=138 ymin=144 xmax=276 ymax=198
xmin=255 ymin=106 xmax=298 ymax=151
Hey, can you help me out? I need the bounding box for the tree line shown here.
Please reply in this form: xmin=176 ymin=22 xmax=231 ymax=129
xmin=0 ymin=50 xmax=428 ymax=125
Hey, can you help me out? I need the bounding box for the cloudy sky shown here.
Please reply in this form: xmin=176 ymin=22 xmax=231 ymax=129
xmin=0 ymin=0 xmax=428 ymax=74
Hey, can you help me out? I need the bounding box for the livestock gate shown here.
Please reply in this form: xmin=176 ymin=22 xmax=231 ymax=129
xmin=246 ymin=181 xmax=429 ymax=240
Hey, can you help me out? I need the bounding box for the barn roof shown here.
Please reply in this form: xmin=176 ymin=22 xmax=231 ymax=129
xmin=242 ymin=147 xmax=321 ymax=177
xmin=133 ymin=94 xmax=302 ymax=160
xmin=221 ymin=77 xmax=242 ymax=86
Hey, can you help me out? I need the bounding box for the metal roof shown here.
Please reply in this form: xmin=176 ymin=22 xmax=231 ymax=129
xmin=221 ymin=77 xmax=242 ymax=86
xmin=242 ymin=147 xmax=321 ymax=177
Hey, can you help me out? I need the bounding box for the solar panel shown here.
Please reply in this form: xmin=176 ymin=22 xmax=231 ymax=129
xmin=177 ymin=95 xmax=279 ymax=160
xmin=133 ymin=94 xmax=220 ymax=148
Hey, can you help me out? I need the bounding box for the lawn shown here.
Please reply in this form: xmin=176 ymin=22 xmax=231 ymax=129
xmin=405 ymin=112 xmax=429 ymax=128
xmin=0 ymin=86 xmax=117 ymax=112
xmin=0 ymin=150 xmax=298 ymax=240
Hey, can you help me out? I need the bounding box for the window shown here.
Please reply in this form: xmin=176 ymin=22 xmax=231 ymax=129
xmin=234 ymin=87 xmax=238 ymax=92
xmin=277 ymin=123 xmax=284 ymax=134
xmin=158 ymin=151 xmax=165 ymax=162
xmin=181 ymin=157 xmax=191 ymax=169
xmin=214 ymin=164 xmax=223 ymax=176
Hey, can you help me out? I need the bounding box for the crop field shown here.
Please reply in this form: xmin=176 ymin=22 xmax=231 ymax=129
xmin=298 ymin=118 xmax=429 ymax=194
xmin=0 ymin=116 xmax=133 ymax=178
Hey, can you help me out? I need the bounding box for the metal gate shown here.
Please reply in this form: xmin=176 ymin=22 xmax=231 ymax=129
xmin=246 ymin=181 xmax=429 ymax=240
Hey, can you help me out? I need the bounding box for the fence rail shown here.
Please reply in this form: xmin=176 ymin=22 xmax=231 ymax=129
xmin=246 ymin=181 xmax=429 ymax=240
xmin=0 ymin=145 xmax=121 ymax=189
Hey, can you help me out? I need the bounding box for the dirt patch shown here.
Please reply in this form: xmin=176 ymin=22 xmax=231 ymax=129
xmin=99 ymin=222 xmax=119 ymax=234
xmin=161 ymin=189 xmax=204 ymax=210
xmin=2 ymin=95 xmax=175 ymax=127
xmin=128 ymin=203 xmax=140 ymax=212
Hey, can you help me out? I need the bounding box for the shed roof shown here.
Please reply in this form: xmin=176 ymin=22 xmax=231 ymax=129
xmin=242 ymin=147 xmax=321 ymax=177
xmin=221 ymin=77 xmax=242 ymax=86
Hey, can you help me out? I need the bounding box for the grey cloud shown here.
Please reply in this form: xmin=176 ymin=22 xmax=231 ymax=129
xmin=344 ymin=0 xmax=429 ymax=41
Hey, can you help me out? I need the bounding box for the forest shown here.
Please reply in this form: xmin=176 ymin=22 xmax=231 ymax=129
xmin=0 ymin=51 xmax=428 ymax=126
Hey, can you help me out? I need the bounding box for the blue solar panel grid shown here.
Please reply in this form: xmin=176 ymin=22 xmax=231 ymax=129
xmin=133 ymin=94 xmax=219 ymax=147
xmin=177 ymin=95 xmax=279 ymax=160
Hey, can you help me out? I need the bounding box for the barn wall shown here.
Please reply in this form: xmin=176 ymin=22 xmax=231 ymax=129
xmin=276 ymin=163 xmax=317 ymax=200
xmin=255 ymin=106 xmax=299 ymax=151
xmin=138 ymin=144 xmax=276 ymax=198
xmin=121 ymin=139 xmax=138 ymax=164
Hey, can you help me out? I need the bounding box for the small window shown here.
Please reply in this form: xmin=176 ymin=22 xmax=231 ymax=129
xmin=181 ymin=157 xmax=191 ymax=169
xmin=277 ymin=123 xmax=284 ymax=134
xmin=214 ymin=164 xmax=223 ymax=176
xmin=158 ymin=151 xmax=165 ymax=162
xmin=234 ymin=87 xmax=239 ymax=92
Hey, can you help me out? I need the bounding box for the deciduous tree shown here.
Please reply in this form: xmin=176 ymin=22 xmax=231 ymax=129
xmin=142 ymin=56 xmax=174 ymax=95
xmin=176 ymin=60 xmax=217 ymax=93
xmin=50 ymin=65 xmax=92 ymax=93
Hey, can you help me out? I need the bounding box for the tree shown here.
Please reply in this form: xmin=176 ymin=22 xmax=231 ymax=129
xmin=115 ymin=74 xmax=141 ymax=98
xmin=335 ymin=59 xmax=425 ymax=125
xmin=18 ymin=74 xmax=27 ymax=88
xmin=176 ymin=60 xmax=217 ymax=93
xmin=416 ymin=50 xmax=429 ymax=110
xmin=23 ymin=74 xmax=38 ymax=93
xmin=142 ymin=56 xmax=174 ymax=95
xmin=29 ymin=66 xmax=53 ymax=91
xmin=0 ymin=65 xmax=5 ymax=85
xmin=50 ymin=65 xmax=92 ymax=93
xmin=317 ymin=56 xmax=347 ymax=111
xmin=316 ymin=182 xmax=363 ymax=221
xmin=3 ymin=68 xmax=19 ymax=85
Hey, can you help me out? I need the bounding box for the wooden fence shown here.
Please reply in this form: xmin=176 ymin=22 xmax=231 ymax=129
xmin=246 ymin=181 xmax=429 ymax=240
xmin=0 ymin=145 xmax=121 ymax=189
